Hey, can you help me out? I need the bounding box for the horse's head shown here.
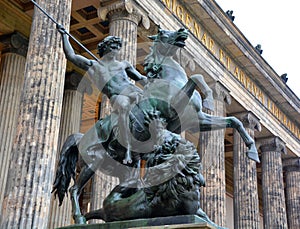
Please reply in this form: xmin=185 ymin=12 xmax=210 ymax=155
xmin=148 ymin=27 xmax=189 ymax=56
xmin=144 ymin=27 xmax=189 ymax=79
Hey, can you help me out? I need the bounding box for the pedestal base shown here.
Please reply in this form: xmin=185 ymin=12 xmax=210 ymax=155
xmin=57 ymin=215 xmax=216 ymax=229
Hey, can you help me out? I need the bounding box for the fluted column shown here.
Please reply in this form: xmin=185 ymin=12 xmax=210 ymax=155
xmin=48 ymin=71 xmax=92 ymax=228
xmin=89 ymin=1 xmax=150 ymax=218
xmin=199 ymin=82 xmax=231 ymax=227
xmin=283 ymin=158 xmax=300 ymax=229
xmin=233 ymin=112 xmax=261 ymax=228
xmin=0 ymin=33 xmax=28 ymax=215
xmin=258 ymin=137 xmax=288 ymax=229
xmin=99 ymin=0 xmax=150 ymax=65
xmin=90 ymin=92 xmax=118 ymax=222
xmin=0 ymin=0 xmax=72 ymax=228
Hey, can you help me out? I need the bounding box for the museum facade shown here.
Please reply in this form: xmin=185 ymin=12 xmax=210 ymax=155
xmin=0 ymin=0 xmax=299 ymax=228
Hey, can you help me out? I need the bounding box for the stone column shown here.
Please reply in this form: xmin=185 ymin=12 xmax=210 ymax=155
xmin=90 ymin=103 xmax=119 ymax=223
xmin=88 ymin=1 xmax=150 ymax=218
xmin=98 ymin=0 xmax=150 ymax=65
xmin=233 ymin=112 xmax=261 ymax=228
xmin=0 ymin=0 xmax=72 ymax=228
xmin=48 ymin=71 xmax=92 ymax=228
xmin=199 ymin=82 xmax=231 ymax=227
xmin=283 ymin=158 xmax=300 ymax=229
xmin=0 ymin=32 xmax=28 ymax=214
xmin=258 ymin=137 xmax=288 ymax=229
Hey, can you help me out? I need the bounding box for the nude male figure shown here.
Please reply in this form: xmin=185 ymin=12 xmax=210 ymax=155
xmin=58 ymin=26 xmax=147 ymax=164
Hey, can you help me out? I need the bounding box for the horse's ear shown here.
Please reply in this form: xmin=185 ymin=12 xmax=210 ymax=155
xmin=148 ymin=35 xmax=157 ymax=40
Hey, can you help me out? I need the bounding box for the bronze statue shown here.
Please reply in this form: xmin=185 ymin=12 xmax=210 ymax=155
xmin=52 ymin=26 xmax=259 ymax=229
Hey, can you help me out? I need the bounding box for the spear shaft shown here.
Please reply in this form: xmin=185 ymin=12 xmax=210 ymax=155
xmin=31 ymin=0 xmax=99 ymax=61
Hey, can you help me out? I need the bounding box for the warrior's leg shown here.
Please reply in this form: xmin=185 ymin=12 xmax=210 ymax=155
xmin=116 ymin=96 xmax=132 ymax=164
xmin=119 ymin=112 xmax=132 ymax=164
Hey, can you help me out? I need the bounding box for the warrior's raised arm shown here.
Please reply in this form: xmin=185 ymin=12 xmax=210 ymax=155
xmin=57 ymin=25 xmax=93 ymax=71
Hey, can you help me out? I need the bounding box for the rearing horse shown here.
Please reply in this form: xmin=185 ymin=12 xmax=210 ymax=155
xmin=143 ymin=27 xmax=260 ymax=162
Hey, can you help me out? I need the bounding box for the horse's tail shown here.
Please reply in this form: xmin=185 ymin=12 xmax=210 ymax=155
xmin=52 ymin=133 xmax=83 ymax=206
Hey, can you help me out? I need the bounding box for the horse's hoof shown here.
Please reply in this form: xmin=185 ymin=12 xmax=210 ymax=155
xmin=246 ymin=150 xmax=260 ymax=163
xmin=246 ymin=144 xmax=260 ymax=163
xmin=74 ymin=215 xmax=86 ymax=224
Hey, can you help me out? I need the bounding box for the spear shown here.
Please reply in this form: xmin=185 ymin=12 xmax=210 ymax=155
xmin=30 ymin=0 xmax=99 ymax=61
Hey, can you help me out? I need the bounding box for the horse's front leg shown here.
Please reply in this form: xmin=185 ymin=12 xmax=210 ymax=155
xmin=227 ymin=116 xmax=260 ymax=163
xmin=190 ymin=74 xmax=214 ymax=111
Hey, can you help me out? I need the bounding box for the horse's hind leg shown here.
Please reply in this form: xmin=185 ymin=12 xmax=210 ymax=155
xmin=70 ymin=165 xmax=95 ymax=224
xmin=226 ymin=116 xmax=260 ymax=162
xmin=70 ymin=145 xmax=104 ymax=224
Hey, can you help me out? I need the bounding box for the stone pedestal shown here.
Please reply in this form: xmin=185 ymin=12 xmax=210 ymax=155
xmin=57 ymin=215 xmax=216 ymax=229
xmin=48 ymin=72 xmax=92 ymax=228
xmin=199 ymin=82 xmax=230 ymax=227
xmin=233 ymin=112 xmax=260 ymax=228
xmin=0 ymin=1 xmax=72 ymax=228
xmin=283 ymin=158 xmax=300 ymax=229
xmin=258 ymin=137 xmax=288 ymax=229
xmin=0 ymin=33 xmax=27 ymax=214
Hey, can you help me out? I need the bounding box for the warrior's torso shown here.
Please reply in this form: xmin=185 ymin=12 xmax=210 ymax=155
xmin=90 ymin=60 xmax=138 ymax=98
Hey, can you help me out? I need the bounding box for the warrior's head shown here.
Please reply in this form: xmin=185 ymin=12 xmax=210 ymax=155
xmin=97 ymin=36 xmax=122 ymax=58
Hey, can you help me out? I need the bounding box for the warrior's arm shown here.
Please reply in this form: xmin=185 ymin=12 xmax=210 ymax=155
xmin=57 ymin=25 xmax=93 ymax=71
xmin=125 ymin=61 xmax=148 ymax=84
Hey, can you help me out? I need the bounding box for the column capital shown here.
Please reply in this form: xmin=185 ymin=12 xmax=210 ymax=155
xmin=65 ymin=71 xmax=93 ymax=95
xmin=175 ymin=51 xmax=195 ymax=72
xmin=233 ymin=112 xmax=261 ymax=131
xmin=209 ymin=81 xmax=231 ymax=104
xmin=283 ymin=158 xmax=300 ymax=173
xmin=257 ymin=136 xmax=286 ymax=154
xmin=0 ymin=32 xmax=28 ymax=57
xmin=98 ymin=0 xmax=150 ymax=29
